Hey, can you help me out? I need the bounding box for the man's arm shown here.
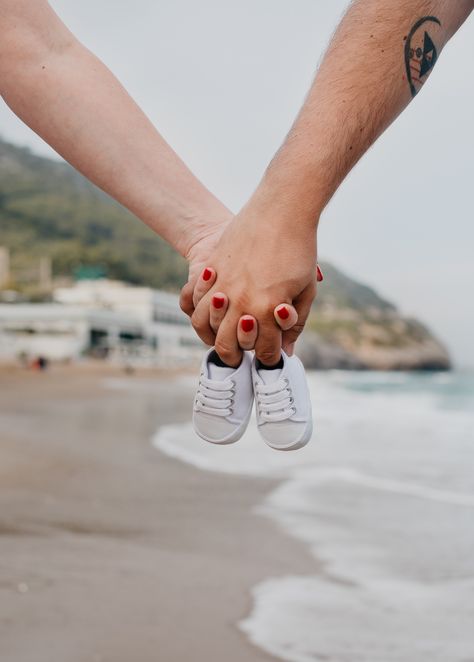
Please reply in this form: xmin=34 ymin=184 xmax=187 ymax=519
xmin=257 ymin=0 xmax=473 ymax=227
xmin=0 ymin=0 xmax=232 ymax=259
xmin=191 ymin=0 xmax=473 ymax=366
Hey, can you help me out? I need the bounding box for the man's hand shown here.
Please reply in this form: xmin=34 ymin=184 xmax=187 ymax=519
xmin=189 ymin=200 xmax=318 ymax=367
xmin=181 ymin=215 xmax=305 ymax=356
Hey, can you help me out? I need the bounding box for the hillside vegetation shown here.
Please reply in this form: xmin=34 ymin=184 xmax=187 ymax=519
xmin=0 ymin=138 xmax=186 ymax=290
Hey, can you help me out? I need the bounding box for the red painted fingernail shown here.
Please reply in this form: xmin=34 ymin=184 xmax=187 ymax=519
xmin=241 ymin=318 xmax=254 ymax=333
xmin=276 ymin=306 xmax=290 ymax=320
xmin=317 ymin=265 xmax=324 ymax=282
xmin=202 ymin=268 xmax=212 ymax=281
xmin=212 ymin=295 xmax=225 ymax=309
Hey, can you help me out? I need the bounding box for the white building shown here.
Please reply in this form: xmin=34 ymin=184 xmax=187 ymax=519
xmin=0 ymin=280 xmax=204 ymax=366
xmin=54 ymin=279 xmax=155 ymax=323
xmin=0 ymin=304 xmax=89 ymax=361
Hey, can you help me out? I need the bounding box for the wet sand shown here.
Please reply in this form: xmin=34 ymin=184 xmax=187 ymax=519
xmin=0 ymin=364 xmax=314 ymax=662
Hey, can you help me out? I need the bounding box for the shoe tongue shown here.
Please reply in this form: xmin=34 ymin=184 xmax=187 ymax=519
xmin=259 ymin=368 xmax=282 ymax=385
xmin=208 ymin=363 xmax=235 ymax=380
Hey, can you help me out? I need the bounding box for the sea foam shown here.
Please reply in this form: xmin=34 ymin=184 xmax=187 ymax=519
xmin=154 ymin=371 xmax=474 ymax=662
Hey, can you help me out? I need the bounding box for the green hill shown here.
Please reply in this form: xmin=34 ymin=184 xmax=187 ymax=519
xmin=0 ymin=137 xmax=187 ymax=290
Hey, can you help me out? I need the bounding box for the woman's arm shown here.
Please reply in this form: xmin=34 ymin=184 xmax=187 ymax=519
xmin=0 ymin=0 xmax=232 ymax=259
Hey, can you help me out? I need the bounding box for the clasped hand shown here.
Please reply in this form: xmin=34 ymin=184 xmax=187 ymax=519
xmin=180 ymin=203 xmax=322 ymax=367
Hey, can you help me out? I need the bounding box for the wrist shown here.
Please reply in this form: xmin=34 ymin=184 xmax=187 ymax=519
xmin=248 ymin=170 xmax=323 ymax=233
xmin=179 ymin=208 xmax=233 ymax=261
xmin=140 ymin=186 xmax=232 ymax=259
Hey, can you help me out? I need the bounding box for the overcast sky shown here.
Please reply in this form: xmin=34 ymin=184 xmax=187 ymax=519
xmin=1 ymin=1 xmax=472 ymax=366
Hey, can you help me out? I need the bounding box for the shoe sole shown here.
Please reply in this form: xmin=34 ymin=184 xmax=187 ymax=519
xmin=193 ymin=399 xmax=254 ymax=445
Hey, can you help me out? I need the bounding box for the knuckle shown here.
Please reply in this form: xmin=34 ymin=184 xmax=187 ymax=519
xmin=214 ymin=340 xmax=235 ymax=364
xmin=209 ymin=321 xmax=221 ymax=337
xmin=233 ymin=293 xmax=250 ymax=312
xmin=263 ymin=296 xmax=279 ymax=313
xmin=257 ymin=347 xmax=281 ymax=365
xmin=180 ymin=299 xmax=193 ymax=317
xmin=197 ymin=329 xmax=215 ymax=347
xmin=285 ymin=324 xmax=304 ymax=344
xmin=191 ymin=313 xmax=202 ymax=333
xmin=291 ymin=323 xmax=305 ymax=337
xmin=179 ymin=289 xmax=193 ymax=316
xmin=254 ymin=305 xmax=275 ymax=324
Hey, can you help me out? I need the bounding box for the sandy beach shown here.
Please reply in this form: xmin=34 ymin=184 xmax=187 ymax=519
xmin=0 ymin=363 xmax=314 ymax=662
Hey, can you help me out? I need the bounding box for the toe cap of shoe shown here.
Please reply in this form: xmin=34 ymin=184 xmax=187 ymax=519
xmin=259 ymin=420 xmax=310 ymax=450
xmin=193 ymin=412 xmax=240 ymax=444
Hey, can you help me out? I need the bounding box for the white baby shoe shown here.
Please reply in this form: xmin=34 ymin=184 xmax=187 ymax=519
xmin=193 ymin=348 xmax=254 ymax=444
xmin=252 ymin=351 xmax=312 ymax=451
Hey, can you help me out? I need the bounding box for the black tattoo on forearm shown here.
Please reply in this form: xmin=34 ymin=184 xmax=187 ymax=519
xmin=404 ymin=16 xmax=441 ymax=98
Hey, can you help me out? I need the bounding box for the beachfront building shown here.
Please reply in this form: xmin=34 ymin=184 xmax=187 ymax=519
xmin=54 ymin=279 xmax=156 ymax=323
xmin=0 ymin=280 xmax=204 ymax=366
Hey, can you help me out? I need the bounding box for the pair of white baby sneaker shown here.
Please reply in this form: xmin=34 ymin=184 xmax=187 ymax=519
xmin=193 ymin=348 xmax=312 ymax=451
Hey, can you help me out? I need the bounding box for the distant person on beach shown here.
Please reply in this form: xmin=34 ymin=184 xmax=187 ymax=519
xmin=0 ymin=0 xmax=472 ymax=367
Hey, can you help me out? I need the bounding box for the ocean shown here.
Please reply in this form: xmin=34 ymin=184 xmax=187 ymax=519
xmin=154 ymin=370 xmax=474 ymax=662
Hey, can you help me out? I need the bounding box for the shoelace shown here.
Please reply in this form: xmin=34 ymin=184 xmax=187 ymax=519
xmin=194 ymin=375 xmax=235 ymax=418
xmin=255 ymin=377 xmax=296 ymax=423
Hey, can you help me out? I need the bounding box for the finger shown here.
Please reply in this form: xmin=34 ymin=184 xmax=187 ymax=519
xmin=191 ymin=294 xmax=216 ymax=347
xmin=214 ymin=310 xmax=243 ymax=368
xmin=179 ymin=280 xmax=195 ymax=317
xmin=254 ymin=314 xmax=282 ymax=367
xmin=285 ymin=342 xmax=297 ymax=357
xmin=209 ymin=292 xmax=229 ymax=334
xmin=281 ymin=282 xmax=316 ymax=356
xmin=269 ymin=265 xmax=321 ymax=336
xmin=237 ymin=315 xmax=258 ymax=350
xmin=283 ymin=266 xmax=323 ymax=354
xmin=193 ymin=267 xmax=216 ymax=308
xmin=273 ymin=303 xmax=298 ymax=331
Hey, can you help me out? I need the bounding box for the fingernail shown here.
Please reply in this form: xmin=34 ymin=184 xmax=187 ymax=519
xmin=241 ymin=318 xmax=254 ymax=333
xmin=212 ymin=295 xmax=225 ymax=309
xmin=202 ymin=268 xmax=212 ymax=281
xmin=317 ymin=265 xmax=324 ymax=282
xmin=276 ymin=306 xmax=290 ymax=320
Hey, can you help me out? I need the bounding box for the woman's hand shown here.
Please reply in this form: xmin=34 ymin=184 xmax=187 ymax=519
xmin=181 ymin=222 xmax=227 ymax=318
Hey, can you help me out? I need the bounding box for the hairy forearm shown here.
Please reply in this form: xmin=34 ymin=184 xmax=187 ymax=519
xmin=254 ymin=0 xmax=473 ymax=227
xmin=0 ymin=1 xmax=231 ymax=256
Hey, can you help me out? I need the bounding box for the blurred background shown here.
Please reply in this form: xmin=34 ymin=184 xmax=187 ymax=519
xmin=0 ymin=2 xmax=473 ymax=661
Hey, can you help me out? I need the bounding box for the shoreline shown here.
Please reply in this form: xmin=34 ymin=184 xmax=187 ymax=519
xmin=0 ymin=364 xmax=315 ymax=662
